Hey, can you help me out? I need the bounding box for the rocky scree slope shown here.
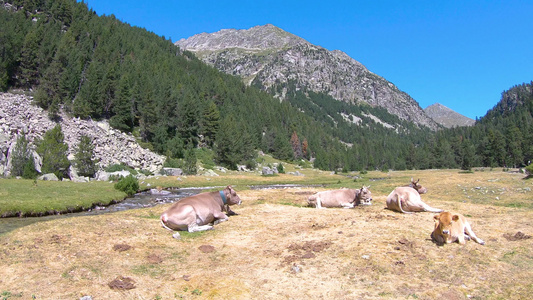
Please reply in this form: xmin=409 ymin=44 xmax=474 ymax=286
xmin=176 ymin=24 xmax=439 ymax=130
xmin=0 ymin=93 xmax=164 ymax=176
xmin=424 ymin=103 xmax=475 ymax=128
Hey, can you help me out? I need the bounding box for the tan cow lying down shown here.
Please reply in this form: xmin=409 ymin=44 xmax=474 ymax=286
xmin=386 ymin=186 xmax=443 ymax=213
xmin=431 ymin=212 xmax=485 ymax=245
xmin=307 ymin=186 xmax=373 ymax=209
xmin=160 ymin=185 xmax=241 ymax=239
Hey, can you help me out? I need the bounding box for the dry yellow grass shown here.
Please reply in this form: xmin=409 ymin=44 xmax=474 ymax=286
xmin=1 ymin=169 xmax=532 ymax=299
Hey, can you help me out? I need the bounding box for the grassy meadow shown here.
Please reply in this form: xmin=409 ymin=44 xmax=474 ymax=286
xmin=0 ymin=166 xmax=532 ymax=299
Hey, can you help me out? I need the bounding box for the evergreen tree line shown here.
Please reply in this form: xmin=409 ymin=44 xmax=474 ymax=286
xmin=2 ymin=0 xmax=531 ymax=173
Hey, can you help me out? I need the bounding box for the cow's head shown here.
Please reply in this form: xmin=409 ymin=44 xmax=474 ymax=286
xmin=356 ymin=186 xmax=373 ymax=205
xmin=433 ymin=212 xmax=459 ymax=237
xmin=409 ymin=178 xmax=427 ymax=194
xmin=223 ymin=185 xmax=242 ymax=206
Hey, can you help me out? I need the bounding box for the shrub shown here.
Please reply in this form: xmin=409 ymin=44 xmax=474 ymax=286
xmin=105 ymin=163 xmax=138 ymax=175
xmin=163 ymin=157 xmax=184 ymax=168
xmin=277 ymin=163 xmax=285 ymax=174
xmin=525 ymin=163 xmax=533 ymax=177
xmin=114 ymin=175 xmax=139 ymax=196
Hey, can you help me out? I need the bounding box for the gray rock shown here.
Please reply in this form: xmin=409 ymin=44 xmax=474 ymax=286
xmin=162 ymin=167 xmax=183 ymax=176
xmin=95 ymin=170 xmax=131 ymax=181
xmin=38 ymin=173 xmax=59 ymax=181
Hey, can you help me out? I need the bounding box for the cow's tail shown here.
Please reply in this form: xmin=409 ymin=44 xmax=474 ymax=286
xmin=396 ymin=195 xmax=413 ymax=214
xmin=160 ymin=214 xmax=174 ymax=232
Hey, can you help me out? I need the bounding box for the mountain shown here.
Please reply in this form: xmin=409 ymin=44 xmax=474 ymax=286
xmin=176 ymin=24 xmax=440 ymax=130
xmin=424 ymin=103 xmax=475 ymax=128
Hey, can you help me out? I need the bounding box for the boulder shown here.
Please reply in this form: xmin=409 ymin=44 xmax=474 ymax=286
xmin=38 ymin=173 xmax=59 ymax=181
xmin=162 ymin=167 xmax=183 ymax=176
xmin=95 ymin=170 xmax=131 ymax=181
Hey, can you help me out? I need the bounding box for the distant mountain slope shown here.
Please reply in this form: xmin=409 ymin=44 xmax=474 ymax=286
xmin=424 ymin=103 xmax=475 ymax=128
xmin=176 ymin=24 xmax=439 ymax=130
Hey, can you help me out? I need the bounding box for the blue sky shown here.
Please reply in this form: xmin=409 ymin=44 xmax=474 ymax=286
xmin=82 ymin=0 xmax=533 ymax=119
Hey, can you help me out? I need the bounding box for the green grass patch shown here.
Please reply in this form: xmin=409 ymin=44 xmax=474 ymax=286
xmin=0 ymin=179 xmax=126 ymax=217
xmin=131 ymin=264 xmax=167 ymax=278
xmin=279 ymin=200 xmax=305 ymax=207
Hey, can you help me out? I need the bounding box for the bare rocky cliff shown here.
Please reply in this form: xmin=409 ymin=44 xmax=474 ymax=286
xmin=0 ymin=93 xmax=165 ymax=177
xmin=176 ymin=24 xmax=439 ymax=130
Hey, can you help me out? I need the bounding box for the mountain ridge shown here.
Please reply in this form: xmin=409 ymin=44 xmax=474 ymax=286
xmin=176 ymin=24 xmax=440 ymax=130
xmin=424 ymin=103 xmax=475 ymax=128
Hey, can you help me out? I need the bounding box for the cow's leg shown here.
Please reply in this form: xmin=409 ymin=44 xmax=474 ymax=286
xmin=457 ymin=234 xmax=466 ymax=245
xmin=188 ymin=222 xmax=214 ymax=232
xmin=464 ymin=222 xmax=485 ymax=245
xmin=161 ymin=206 xmax=196 ymax=232
xmin=213 ymin=211 xmax=229 ymax=225
xmin=420 ymin=202 xmax=444 ymax=213
xmin=316 ymin=196 xmax=325 ymax=209
xmin=341 ymin=202 xmax=355 ymax=209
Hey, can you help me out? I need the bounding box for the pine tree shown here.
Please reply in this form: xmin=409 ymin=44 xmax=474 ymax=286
xmin=36 ymin=124 xmax=70 ymax=179
xmin=19 ymin=26 xmax=41 ymax=88
xmin=184 ymin=146 xmax=197 ymax=175
xmin=215 ymin=115 xmax=256 ymax=169
xmin=290 ymin=131 xmax=302 ymax=160
xmin=10 ymin=133 xmax=38 ymax=178
xmin=74 ymin=134 xmax=98 ymax=177
xmin=200 ymin=101 xmax=220 ymax=147
xmin=302 ymin=138 xmax=309 ymax=159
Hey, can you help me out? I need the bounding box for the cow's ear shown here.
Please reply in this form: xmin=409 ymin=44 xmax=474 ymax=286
xmin=433 ymin=214 xmax=440 ymax=221
xmin=452 ymin=215 xmax=460 ymax=221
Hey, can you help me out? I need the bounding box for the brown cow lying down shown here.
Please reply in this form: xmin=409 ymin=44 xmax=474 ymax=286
xmin=386 ymin=186 xmax=443 ymax=213
xmin=307 ymin=186 xmax=373 ymax=209
xmin=431 ymin=212 xmax=485 ymax=245
xmin=160 ymin=185 xmax=241 ymax=239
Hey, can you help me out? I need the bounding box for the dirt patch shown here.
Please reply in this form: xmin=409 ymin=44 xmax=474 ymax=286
xmin=198 ymin=244 xmax=215 ymax=253
xmin=503 ymin=231 xmax=531 ymax=241
xmin=282 ymin=240 xmax=332 ymax=265
xmin=50 ymin=234 xmax=65 ymax=244
xmin=108 ymin=276 xmax=136 ymax=290
xmin=146 ymin=254 xmax=163 ymax=264
xmin=112 ymin=244 xmax=132 ymax=252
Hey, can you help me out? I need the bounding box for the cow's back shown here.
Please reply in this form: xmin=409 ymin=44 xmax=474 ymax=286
xmin=313 ymin=189 xmax=356 ymax=208
xmin=386 ymin=187 xmax=421 ymax=212
xmin=163 ymin=191 xmax=221 ymax=225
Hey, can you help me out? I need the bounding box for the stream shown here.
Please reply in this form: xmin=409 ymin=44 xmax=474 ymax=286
xmin=0 ymin=184 xmax=314 ymax=236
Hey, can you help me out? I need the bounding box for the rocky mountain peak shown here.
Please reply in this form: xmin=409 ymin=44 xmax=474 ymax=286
xmin=424 ymin=103 xmax=475 ymax=128
xmin=176 ymin=24 xmax=308 ymax=52
xmin=176 ymin=25 xmax=440 ymax=130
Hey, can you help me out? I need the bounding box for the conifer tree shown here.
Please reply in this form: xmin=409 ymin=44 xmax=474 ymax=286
xmin=10 ymin=133 xmax=38 ymax=178
xmin=36 ymin=124 xmax=70 ymax=179
xmin=184 ymin=146 xmax=197 ymax=175
xmin=200 ymin=101 xmax=220 ymax=147
xmin=290 ymin=131 xmax=302 ymax=160
xmin=74 ymin=134 xmax=98 ymax=177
